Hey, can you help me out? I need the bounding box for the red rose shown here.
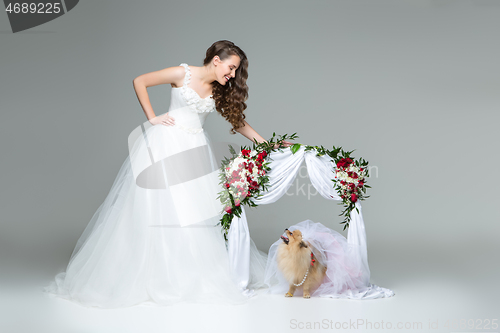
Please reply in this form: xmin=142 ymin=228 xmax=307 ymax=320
xmin=351 ymin=193 xmax=358 ymax=202
xmin=337 ymin=158 xmax=353 ymax=169
xmin=225 ymin=206 xmax=232 ymax=214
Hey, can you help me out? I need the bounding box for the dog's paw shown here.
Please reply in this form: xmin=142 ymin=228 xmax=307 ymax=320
xmin=285 ymin=292 xmax=293 ymax=297
xmin=303 ymin=293 xmax=311 ymax=299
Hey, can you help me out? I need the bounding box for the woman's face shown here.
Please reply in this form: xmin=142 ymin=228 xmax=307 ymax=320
xmin=215 ymin=54 xmax=241 ymax=85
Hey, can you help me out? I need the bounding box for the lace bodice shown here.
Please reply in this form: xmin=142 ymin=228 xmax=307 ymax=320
xmin=167 ymin=63 xmax=216 ymax=134
xmin=179 ymin=63 xmax=216 ymax=113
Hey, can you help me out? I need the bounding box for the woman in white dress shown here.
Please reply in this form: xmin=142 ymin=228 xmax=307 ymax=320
xmin=43 ymin=40 xmax=292 ymax=308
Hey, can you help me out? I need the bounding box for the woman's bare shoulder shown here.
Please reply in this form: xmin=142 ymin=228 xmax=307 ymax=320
xmin=167 ymin=65 xmax=187 ymax=88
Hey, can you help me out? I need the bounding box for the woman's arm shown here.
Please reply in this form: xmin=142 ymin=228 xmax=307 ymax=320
xmin=236 ymin=120 xmax=293 ymax=147
xmin=235 ymin=120 xmax=266 ymax=144
xmin=132 ymin=66 xmax=185 ymax=121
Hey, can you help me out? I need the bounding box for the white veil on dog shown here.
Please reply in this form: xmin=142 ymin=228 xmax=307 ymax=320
xmin=264 ymin=220 xmax=394 ymax=299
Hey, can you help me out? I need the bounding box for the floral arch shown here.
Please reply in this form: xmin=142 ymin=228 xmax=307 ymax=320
xmin=220 ymin=133 xmax=394 ymax=299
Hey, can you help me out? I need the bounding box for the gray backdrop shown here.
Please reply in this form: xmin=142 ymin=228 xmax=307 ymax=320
xmin=1 ymin=0 xmax=498 ymax=332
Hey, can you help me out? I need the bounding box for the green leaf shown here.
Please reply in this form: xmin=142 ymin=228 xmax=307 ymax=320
xmin=290 ymin=143 xmax=301 ymax=154
xmin=228 ymin=144 xmax=236 ymax=156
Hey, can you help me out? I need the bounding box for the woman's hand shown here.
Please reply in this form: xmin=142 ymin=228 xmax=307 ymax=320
xmin=149 ymin=113 xmax=175 ymax=127
xmin=278 ymin=140 xmax=294 ymax=148
xmin=263 ymin=140 xmax=294 ymax=149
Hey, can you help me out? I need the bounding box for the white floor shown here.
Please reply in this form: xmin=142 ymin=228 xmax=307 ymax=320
xmin=1 ymin=239 xmax=498 ymax=333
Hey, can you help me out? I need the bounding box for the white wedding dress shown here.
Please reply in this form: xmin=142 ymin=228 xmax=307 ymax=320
xmin=43 ymin=63 xmax=268 ymax=308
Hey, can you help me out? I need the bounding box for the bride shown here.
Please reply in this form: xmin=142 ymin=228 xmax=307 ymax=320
xmin=43 ymin=40 xmax=293 ymax=308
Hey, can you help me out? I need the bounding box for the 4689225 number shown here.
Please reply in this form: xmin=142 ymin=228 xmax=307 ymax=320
xmin=444 ymin=318 xmax=498 ymax=330
xmin=5 ymin=2 xmax=62 ymax=14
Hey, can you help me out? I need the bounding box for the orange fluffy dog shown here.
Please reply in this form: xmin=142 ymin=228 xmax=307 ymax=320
xmin=277 ymin=228 xmax=327 ymax=298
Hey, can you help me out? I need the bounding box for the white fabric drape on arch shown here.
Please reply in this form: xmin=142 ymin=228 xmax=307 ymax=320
xmin=227 ymin=145 xmax=394 ymax=299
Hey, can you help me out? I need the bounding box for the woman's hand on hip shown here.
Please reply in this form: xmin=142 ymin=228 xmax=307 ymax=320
xmin=149 ymin=113 xmax=175 ymax=126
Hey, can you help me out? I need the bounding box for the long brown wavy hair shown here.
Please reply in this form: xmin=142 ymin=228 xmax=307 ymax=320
xmin=203 ymin=40 xmax=248 ymax=134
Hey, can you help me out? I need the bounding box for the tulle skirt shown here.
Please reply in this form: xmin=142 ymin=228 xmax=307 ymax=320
xmin=43 ymin=119 xmax=266 ymax=308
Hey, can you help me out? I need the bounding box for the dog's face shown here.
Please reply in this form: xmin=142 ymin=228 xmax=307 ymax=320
xmin=281 ymin=229 xmax=307 ymax=248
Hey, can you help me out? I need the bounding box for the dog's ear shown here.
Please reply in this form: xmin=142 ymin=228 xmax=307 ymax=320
xmin=299 ymin=241 xmax=308 ymax=248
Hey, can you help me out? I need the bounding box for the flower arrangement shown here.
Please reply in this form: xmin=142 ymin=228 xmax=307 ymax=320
xmin=217 ymin=133 xmax=370 ymax=240
xmin=216 ymin=133 xmax=297 ymax=241
xmin=219 ymin=147 xmax=268 ymax=214
xmin=331 ymin=151 xmax=370 ymax=230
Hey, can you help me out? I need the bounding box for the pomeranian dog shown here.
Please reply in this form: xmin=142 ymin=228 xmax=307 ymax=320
xmin=277 ymin=228 xmax=327 ymax=298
